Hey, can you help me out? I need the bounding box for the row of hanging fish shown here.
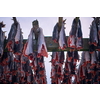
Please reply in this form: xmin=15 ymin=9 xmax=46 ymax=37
xmin=51 ymin=51 xmax=100 ymax=84
xmin=0 ymin=19 xmax=48 ymax=84
xmin=52 ymin=18 xmax=83 ymax=51
xmin=51 ymin=18 xmax=82 ymax=84
xmin=51 ymin=17 xmax=100 ymax=84
xmin=50 ymin=50 xmax=79 ymax=84
xmin=74 ymin=18 xmax=100 ymax=84
xmin=1 ymin=17 xmax=100 ymax=84
xmin=74 ymin=51 xmax=100 ymax=84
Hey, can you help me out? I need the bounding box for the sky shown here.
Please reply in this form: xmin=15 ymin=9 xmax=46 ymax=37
xmin=0 ymin=17 xmax=94 ymax=84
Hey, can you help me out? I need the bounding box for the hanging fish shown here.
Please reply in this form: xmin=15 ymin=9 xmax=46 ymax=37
xmin=97 ymin=51 xmax=100 ymax=68
xmin=51 ymin=52 xmax=59 ymax=83
xmin=6 ymin=22 xmax=17 ymax=52
xmin=8 ymin=52 xmax=15 ymax=72
xmin=0 ymin=52 xmax=14 ymax=82
xmin=84 ymin=51 xmax=90 ymax=64
xmin=67 ymin=51 xmax=79 ymax=64
xmin=14 ymin=54 xmax=21 ymax=63
xmin=58 ymin=23 xmax=67 ymax=50
xmin=37 ymin=57 xmax=47 ymax=84
xmin=14 ymin=32 xmax=23 ymax=55
xmin=89 ymin=44 xmax=96 ymax=54
xmin=59 ymin=51 xmax=65 ymax=65
xmin=0 ymin=64 xmax=3 ymax=82
xmin=80 ymin=51 xmax=90 ymax=67
xmin=62 ymin=66 xmax=71 ymax=84
xmin=93 ymin=72 xmax=98 ymax=84
xmin=69 ymin=60 xmax=76 ymax=75
xmin=75 ymin=52 xmax=86 ymax=83
xmin=37 ymin=27 xmax=48 ymax=58
xmin=23 ymin=28 xmax=34 ymax=59
xmin=86 ymin=73 xmax=93 ymax=84
xmin=96 ymin=19 xmax=100 ymax=51
xmin=15 ymin=22 xmax=21 ymax=44
xmin=51 ymin=65 xmax=56 ymax=79
xmin=78 ymin=64 xmax=85 ymax=81
xmin=51 ymin=52 xmax=59 ymax=66
xmin=73 ymin=51 xmax=79 ymax=64
xmin=72 ymin=75 xmax=78 ymax=84
xmin=21 ymin=56 xmax=36 ymax=84
xmin=52 ymin=23 xmax=59 ymax=43
xmin=67 ymin=18 xmax=77 ymax=49
xmin=90 ymin=51 xmax=97 ymax=68
xmin=76 ymin=19 xmax=83 ymax=50
xmin=51 ymin=51 xmax=64 ymax=67
xmin=80 ymin=52 xmax=86 ymax=67
xmin=30 ymin=52 xmax=47 ymax=84
xmin=97 ymin=71 xmax=100 ymax=84
xmin=30 ymin=53 xmax=37 ymax=71
xmin=0 ymin=22 xmax=5 ymax=58
xmin=67 ymin=51 xmax=73 ymax=62
xmin=62 ymin=51 xmax=79 ymax=84
xmin=64 ymin=61 xmax=71 ymax=76
xmin=89 ymin=20 xmax=98 ymax=47
xmin=62 ymin=76 xmax=70 ymax=84
xmin=51 ymin=51 xmax=65 ymax=84
xmin=21 ymin=55 xmax=29 ymax=83
xmin=38 ymin=67 xmax=47 ymax=84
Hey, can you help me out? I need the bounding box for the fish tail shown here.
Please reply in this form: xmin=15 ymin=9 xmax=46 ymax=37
xmin=38 ymin=44 xmax=48 ymax=58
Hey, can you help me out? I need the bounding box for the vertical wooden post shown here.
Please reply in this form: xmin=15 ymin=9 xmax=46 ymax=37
xmin=58 ymin=17 xmax=63 ymax=32
xmin=58 ymin=17 xmax=63 ymax=25
xmin=12 ymin=17 xmax=17 ymax=24
xmin=12 ymin=17 xmax=18 ymax=28
xmin=75 ymin=17 xmax=79 ymax=24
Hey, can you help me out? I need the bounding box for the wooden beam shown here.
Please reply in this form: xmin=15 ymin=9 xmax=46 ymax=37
xmin=45 ymin=36 xmax=89 ymax=52
xmin=23 ymin=36 xmax=89 ymax=52
xmin=4 ymin=36 xmax=89 ymax=52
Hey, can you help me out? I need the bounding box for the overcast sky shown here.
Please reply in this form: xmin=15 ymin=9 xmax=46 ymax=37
xmin=0 ymin=17 xmax=93 ymax=84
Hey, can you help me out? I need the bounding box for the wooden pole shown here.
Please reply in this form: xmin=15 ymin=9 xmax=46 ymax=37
xmin=58 ymin=17 xmax=63 ymax=25
xmin=12 ymin=17 xmax=17 ymax=24
xmin=58 ymin=17 xmax=63 ymax=32
xmin=12 ymin=17 xmax=18 ymax=28
xmin=75 ymin=17 xmax=79 ymax=23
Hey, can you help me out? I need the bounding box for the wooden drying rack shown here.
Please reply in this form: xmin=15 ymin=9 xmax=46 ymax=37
xmin=4 ymin=17 xmax=99 ymax=52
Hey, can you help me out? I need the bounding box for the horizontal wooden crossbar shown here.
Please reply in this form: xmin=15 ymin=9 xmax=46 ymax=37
xmin=4 ymin=36 xmax=89 ymax=52
xmin=44 ymin=36 xmax=89 ymax=52
xmin=22 ymin=36 xmax=89 ymax=52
